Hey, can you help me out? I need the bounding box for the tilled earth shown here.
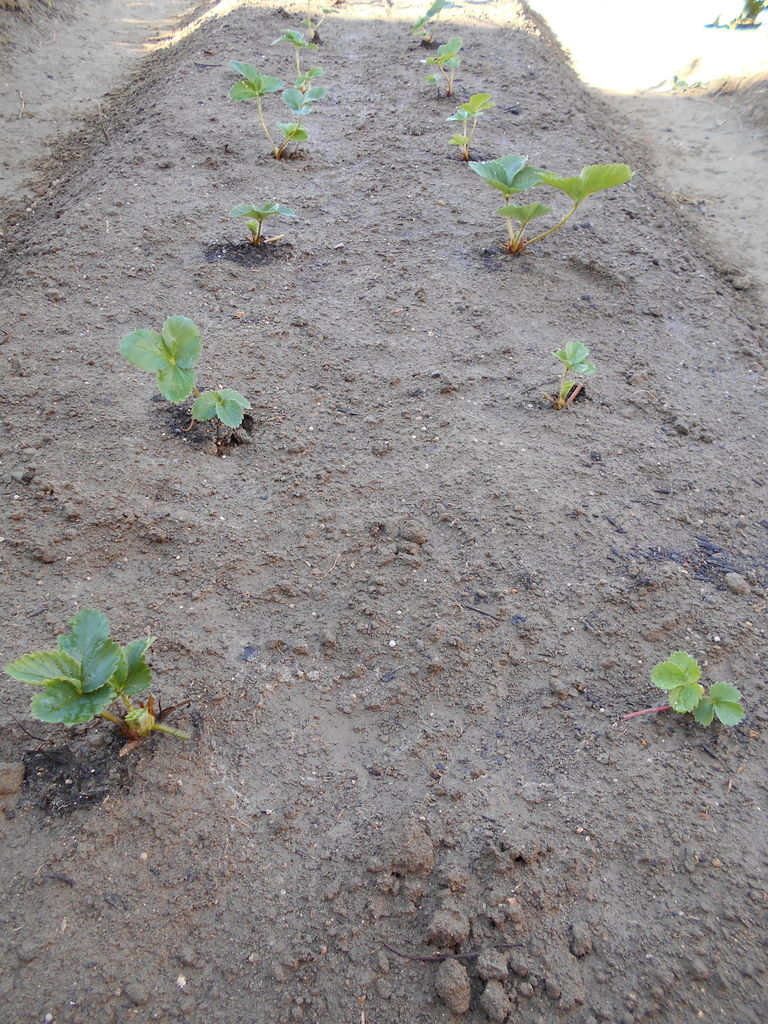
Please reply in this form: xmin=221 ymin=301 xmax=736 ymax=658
xmin=0 ymin=1 xmax=767 ymax=1022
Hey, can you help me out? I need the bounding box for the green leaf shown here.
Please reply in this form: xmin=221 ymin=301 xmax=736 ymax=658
xmin=229 ymin=81 xmax=262 ymax=101
xmin=229 ymin=60 xmax=260 ymax=81
xmin=447 ymin=110 xmax=470 ymax=123
xmin=4 ymin=649 xmax=81 ymax=687
xmin=668 ymin=682 xmax=705 ymax=713
xmin=449 ymin=133 xmax=469 ymax=146
xmin=538 ymin=163 xmax=632 ymax=206
xmin=231 ymin=202 xmax=296 ymax=223
xmin=192 ymin=389 xmax=251 ymax=428
xmin=228 ymin=63 xmax=283 ymax=98
xmin=304 ymin=85 xmax=326 ymax=102
xmin=296 ymin=67 xmax=324 ymax=88
xmin=121 ymin=637 xmax=155 ymax=697
xmin=708 ymin=682 xmax=745 ymax=725
xmin=468 ymin=155 xmax=541 ymax=198
xmin=31 ymin=681 xmax=115 ymax=725
xmin=693 ymin=699 xmax=715 ymax=726
xmin=554 ymin=341 xmax=592 ymax=370
xmin=282 ymin=88 xmax=313 ymax=115
xmin=713 ymin=701 xmax=745 ymax=726
xmin=273 ymin=29 xmax=316 ymax=49
xmin=58 ymin=608 xmax=110 ymax=656
xmin=278 ymin=123 xmax=309 ymax=142
xmin=120 ymin=330 xmax=167 ymax=372
xmin=459 ymin=92 xmax=495 ymax=115
xmin=156 ymin=364 xmax=196 ymax=404
xmin=435 ymin=35 xmax=462 ymax=59
xmin=161 ymin=316 xmax=202 ymax=369
xmin=78 ymin=638 xmax=121 ymax=694
xmin=650 ymin=651 xmax=701 ymax=690
xmin=496 ymin=202 xmax=552 ymax=226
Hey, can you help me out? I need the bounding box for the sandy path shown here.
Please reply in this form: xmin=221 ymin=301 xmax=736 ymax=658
xmin=0 ymin=0 xmax=197 ymax=202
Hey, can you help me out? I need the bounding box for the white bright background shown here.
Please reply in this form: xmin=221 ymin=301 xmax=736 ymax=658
xmin=525 ymin=0 xmax=768 ymax=91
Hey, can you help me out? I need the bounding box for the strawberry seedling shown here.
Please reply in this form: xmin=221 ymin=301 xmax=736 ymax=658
xmin=470 ymin=158 xmax=632 ymax=253
xmin=412 ymin=0 xmax=455 ymax=44
xmin=303 ymin=0 xmax=335 ymax=42
xmin=425 ymin=36 xmax=462 ymax=97
xmin=4 ymin=610 xmax=189 ymax=747
xmin=624 ymin=651 xmax=745 ymax=726
xmin=230 ymin=201 xmax=296 ymax=245
xmin=545 ymin=341 xmax=595 ymax=410
xmin=229 ymin=61 xmax=324 ymax=158
xmin=120 ymin=316 xmax=251 ymax=430
xmin=447 ymin=92 xmax=495 ymax=160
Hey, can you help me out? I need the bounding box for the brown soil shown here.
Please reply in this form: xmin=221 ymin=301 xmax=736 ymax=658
xmin=1 ymin=2 xmax=767 ymax=1023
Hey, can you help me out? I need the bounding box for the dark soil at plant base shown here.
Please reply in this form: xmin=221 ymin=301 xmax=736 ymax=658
xmin=1 ymin=1 xmax=767 ymax=1022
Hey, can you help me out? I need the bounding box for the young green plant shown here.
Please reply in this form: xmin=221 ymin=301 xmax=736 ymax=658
xmin=412 ymin=0 xmax=455 ymax=43
xmin=120 ymin=315 xmax=251 ymax=430
xmin=229 ymin=61 xmax=325 ymax=158
xmin=468 ymin=154 xmax=543 ymax=250
xmin=230 ymin=201 xmax=296 ymax=246
xmin=425 ymin=36 xmax=462 ymax=97
xmin=624 ymin=651 xmax=745 ymax=726
xmin=470 ymin=158 xmax=632 ymax=253
xmin=447 ymin=92 xmax=495 ymax=161
xmin=303 ymin=0 xmax=335 ymax=41
xmin=4 ymin=609 xmax=189 ymax=746
xmin=544 ymin=341 xmax=595 ymax=410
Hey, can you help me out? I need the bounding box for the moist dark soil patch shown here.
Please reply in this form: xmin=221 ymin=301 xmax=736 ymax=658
xmin=156 ymin=394 xmax=257 ymax=454
xmin=203 ymin=239 xmax=294 ymax=265
xmin=20 ymin=734 xmax=129 ymax=815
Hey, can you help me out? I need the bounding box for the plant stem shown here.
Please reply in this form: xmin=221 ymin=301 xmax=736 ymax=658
xmin=99 ymin=711 xmax=122 ymax=725
xmin=295 ymin=48 xmax=301 ymax=81
xmin=623 ymin=705 xmax=672 ymax=720
xmin=527 ymin=201 xmax=578 ymax=247
xmin=256 ymin=96 xmax=277 ymax=156
xmin=151 ymin=722 xmax=190 ymax=739
xmin=558 ymin=364 xmax=570 ymax=404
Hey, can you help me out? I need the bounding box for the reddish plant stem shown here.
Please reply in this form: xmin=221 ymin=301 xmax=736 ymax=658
xmin=623 ymin=705 xmax=671 ymax=720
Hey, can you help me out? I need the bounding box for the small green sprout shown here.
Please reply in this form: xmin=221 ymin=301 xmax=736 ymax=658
xmin=469 ymin=158 xmax=632 ymax=253
xmin=545 ymin=341 xmax=595 ymax=409
xmin=303 ymin=0 xmax=336 ymax=41
xmin=230 ymin=201 xmax=296 ymax=245
xmin=273 ymin=29 xmax=317 ymax=82
xmin=412 ymin=0 xmax=455 ymax=43
xmin=190 ymin=388 xmax=252 ymax=429
xmin=4 ymin=609 xmax=189 ymax=744
xmin=425 ymin=36 xmax=462 ymax=97
xmin=447 ymin=92 xmax=495 ymax=161
xmin=120 ymin=316 xmax=252 ymax=430
xmin=229 ymin=60 xmax=324 ymax=158
xmin=624 ymin=651 xmax=745 ymax=726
